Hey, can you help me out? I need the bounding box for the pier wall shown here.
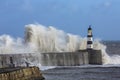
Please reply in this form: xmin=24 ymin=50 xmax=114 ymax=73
xmin=0 ymin=66 xmax=44 ymax=80
xmin=88 ymin=50 xmax=102 ymax=65
xmin=41 ymin=51 xmax=89 ymax=66
xmin=0 ymin=50 xmax=102 ymax=67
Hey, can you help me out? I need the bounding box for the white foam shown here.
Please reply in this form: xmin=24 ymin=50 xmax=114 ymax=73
xmin=0 ymin=23 xmax=120 ymax=66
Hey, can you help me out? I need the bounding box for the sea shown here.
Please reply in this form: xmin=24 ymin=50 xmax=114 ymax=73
xmin=42 ymin=41 xmax=120 ymax=80
xmin=0 ymin=24 xmax=120 ymax=80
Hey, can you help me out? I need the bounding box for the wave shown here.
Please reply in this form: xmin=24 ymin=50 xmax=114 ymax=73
xmin=0 ymin=23 xmax=120 ymax=65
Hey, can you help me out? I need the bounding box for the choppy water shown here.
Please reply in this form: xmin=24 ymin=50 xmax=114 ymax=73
xmin=102 ymin=41 xmax=120 ymax=55
xmin=42 ymin=41 xmax=120 ymax=80
xmin=43 ymin=66 xmax=120 ymax=80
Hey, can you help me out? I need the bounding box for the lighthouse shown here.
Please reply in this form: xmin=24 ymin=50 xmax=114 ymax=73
xmin=87 ymin=25 xmax=93 ymax=50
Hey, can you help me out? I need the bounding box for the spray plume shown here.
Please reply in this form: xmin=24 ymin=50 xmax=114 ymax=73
xmin=0 ymin=23 xmax=120 ymax=64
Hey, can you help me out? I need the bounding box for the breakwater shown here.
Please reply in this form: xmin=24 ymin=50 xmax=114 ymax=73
xmin=41 ymin=51 xmax=89 ymax=66
xmin=0 ymin=66 xmax=45 ymax=80
xmin=41 ymin=50 xmax=102 ymax=66
xmin=0 ymin=50 xmax=102 ymax=67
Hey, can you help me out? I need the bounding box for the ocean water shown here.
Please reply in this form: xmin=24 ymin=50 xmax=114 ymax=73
xmin=43 ymin=66 xmax=120 ymax=80
xmin=42 ymin=41 xmax=120 ymax=80
xmin=102 ymin=41 xmax=120 ymax=55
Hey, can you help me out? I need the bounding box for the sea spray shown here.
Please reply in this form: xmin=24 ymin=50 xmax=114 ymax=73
xmin=25 ymin=24 xmax=86 ymax=52
xmin=93 ymin=40 xmax=120 ymax=64
xmin=0 ymin=23 xmax=120 ymax=65
xmin=0 ymin=35 xmax=36 ymax=54
xmin=25 ymin=24 xmax=112 ymax=64
xmin=93 ymin=40 xmax=110 ymax=64
xmin=25 ymin=24 xmax=120 ymax=65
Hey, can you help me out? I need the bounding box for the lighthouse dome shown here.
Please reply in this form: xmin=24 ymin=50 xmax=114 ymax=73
xmin=88 ymin=25 xmax=92 ymax=30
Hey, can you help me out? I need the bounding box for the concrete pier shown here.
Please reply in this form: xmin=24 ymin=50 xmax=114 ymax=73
xmin=0 ymin=49 xmax=102 ymax=67
xmin=41 ymin=51 xmax=89 ymax=66
xmin=0 ymin=66 xmax=45 ymax=80
xmin=88 ymin=50 xmax=102 ymax=65
xmin=41 ymin=49 xmax=102 ymax=66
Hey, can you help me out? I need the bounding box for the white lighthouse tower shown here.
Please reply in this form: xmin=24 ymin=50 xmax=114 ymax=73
xmin=87 ymin=25 xmax=93 ymax=50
